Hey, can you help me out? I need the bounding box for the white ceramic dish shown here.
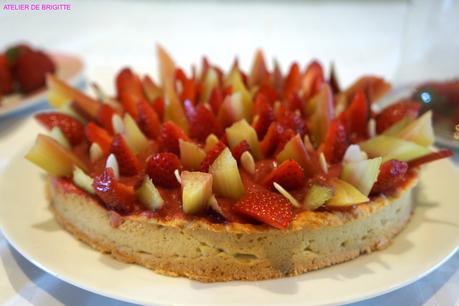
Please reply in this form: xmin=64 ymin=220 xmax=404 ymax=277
xmin=0 ymin=53 xmax=85 ymax=118
xmin=0 ymin=151 xmax=458 ymax=306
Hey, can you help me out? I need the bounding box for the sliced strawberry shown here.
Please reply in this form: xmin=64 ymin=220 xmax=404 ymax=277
xmin=119 ymin=91 xmax=140 ymax=118
xmin=285 ymin=93 xmax=303 ymax=112
xmin=110 ymin=134 xmax=141 ymax=176
xmin=371 ymin=160 xmax=408 ymax=194
xmin=302 ymin=60 xmax=325 ymax=100
xmin=14 ymin=50 xmax=55 ymax=93
xmin=233 ymin=190 xmax=294 ymax=229
xmin=253 ymin=93 xmax=275 ymax=139
xmin=322 ymin=119 xmax=348 ymax=164
xmin=260 ymin=122 xmax=282 ymax=156
xmin=115 ymin=68 xmax=143 ymax=99
xmin=275 ymin=128 xmax=296 ymax=155
xmin=283 ymin=62 xmax=301 ymax=100
xmin=277 ymin=107 xmax=306 ymax=136
xmin=209 ymin=87 xmax=224 ymax=113
xmin=408 ymin=149 xmax=453 ymax=168
xmin=0 ymin=55 xmax=13 ymax=95
xmin=35 ymin=112 xmax=84 ymax=145
xmin=344 ymin=90 xmax=369 ymax=141
xmin=145 ymin=152 xmax=182 ymax=188
xmin=200 ymin=141 xmax=227 ymax=172
xmin=85 ymin=123 xmax=112 ymax=154
xmin=137 ymin=99 xmax=161 ymax=139
xmin=152 ymin=97 xmax=165 ymax=121
xmin=93 ymin=167 xmax=136 ymax=214
xmin=262 ymin=160 xmax=305 ymax=190
xmin=97 ymin=104 xmax=118 ymax=134
xmin=376 ymin=101 xmax=421 ymax=134
xmin=175 ymin=68 xmax=197 ymax=103
xmin=258 ymin=83 xmax=278 ymax=105
xmin=231 ymin=140 xmax=250 ymax=161
xmin=189 ymin=104 xmax=221 ymax=141
xmin=158 ymin=121 xmax=190 ymax=155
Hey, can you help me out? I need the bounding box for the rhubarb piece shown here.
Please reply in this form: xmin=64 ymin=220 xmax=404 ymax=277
xmin=225 ymin=119 xmax=262 ymax=159
xmin=233 ymin=190 xmax=293 ymax=229
xmin=217 ymin=92 xmax=246 ymax=126
xmin=395 ymin=111 xmax=434 ymax=147
xmin=158 ymin=121 xmax=189 ymax=155
xmin=304 ymin=184 xmax=334 ymax=210
xmin=25 ymin=134 xmax=87 ymax=177
xmin=307 ymin=84 xmax=334 ymax=145
xmin=136 ymin=177 xmax=164 ymax=211
xmin=359 ymin=135 xmax=430 ymax=162
xmin=111 ymin=114 xmax=124 ymax=134
xmin=50 ymin=127 xmax=70 ymax=149
xmin=381 ymin=117 xmax=414 ymax=137
xmin=371 ymin=160 xmax=408 ymax=194
xmin=224 ymin=68 xmax=252 ymax=120
xmin=341 ymin=157 xmax=382 ymax=196
xmin=123 ymin=114 xmax=149 ymax=154
xmin=35 ymin=112 xmax=85 ymax=146
xmin=47 ymin=75 xmax=100 ymax=118
xmin=181 ymin=171 xmax=213 ymax=214
xmin=263 ymin=160 xmax=305 ymax=190
xmin=73 ymin=167 xmax=95 ymax=194
xmin=93 ymin=167 xmax=136 ymax=214
xmin=326 ymin=178 xmax=369 ymax=207
xmin=146 ymin=152 xmax=182 ymax=188
xmin=204 ymin=134 xmax=219 ymax=152
xmin=89 ymin=142 xmax=103 ymax=162
xmin=407 ymin=149 xmax=453 ymax=168
xmin=276 ymin=134 xmax=312 ymax=173
xmin=209 ymin=148 xmax=244 ymax=200
xmin=142 ymin=75 xmax=162 ymax=102
xmin=110 ymin=134 xmax=141 ymax=176
xmin=200 ymin=67 xmax=219 ymax=103
xmin=179 ymin=139 xmax=206 ymax=170
xmin=240 ymin=151 xmax=255 ymax=174
xmin=375 ymin=101 xmax=421 ymax=134
xmin=273 ymin=182 xmax=300 ymax=208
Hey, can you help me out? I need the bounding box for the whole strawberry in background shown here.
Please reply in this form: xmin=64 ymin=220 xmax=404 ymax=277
xmin=3 ymin=43 xmax=56 ymax=95
xmin=0 ymin=55 xmax=13 ymax=97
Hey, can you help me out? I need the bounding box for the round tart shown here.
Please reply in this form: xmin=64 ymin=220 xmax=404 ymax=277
xmin=26 ymin=47 xmax=452 ymax=282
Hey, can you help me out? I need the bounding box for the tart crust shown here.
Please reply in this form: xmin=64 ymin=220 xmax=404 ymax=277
xmin=48 ymin=175 xmax=417 ymax=282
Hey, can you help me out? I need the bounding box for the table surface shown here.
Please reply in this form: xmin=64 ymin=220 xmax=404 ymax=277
xmin=0 ymin=1 xmax=458 ymax=305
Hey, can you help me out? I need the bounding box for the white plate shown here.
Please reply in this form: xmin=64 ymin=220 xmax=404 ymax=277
xmin=0 ymin=53 xmax=85 ymax=118
xmin=0 ymin=151 xmax=458 ymax=306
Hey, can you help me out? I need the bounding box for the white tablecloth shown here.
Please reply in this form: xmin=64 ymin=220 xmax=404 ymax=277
xmin=0 ymin=1 xmax=458 ymax=305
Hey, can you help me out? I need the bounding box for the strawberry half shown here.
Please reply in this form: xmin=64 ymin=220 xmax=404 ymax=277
xmin=260 ymin=122 xmax=282 ymax=156
xmin=116 ymin=68 xmax=144 ymax=99
xmin=85 ymin=122 xmax=112 ymax=154
xmin=262 ymin=160 xmax=305 ymax=190
xmin=322 ymin=119 xmax=348 ymax=164
xmin=35 ymin=112 xmax=84 ymax=146
xmin=200 ymin=141 xmax=227 ymax=172
xmin=209 ymin=87 xmax=224 ymax=114
xmin=110 ymin=134 xmax=141 ymax=176
xmin=97 ymin=104 xmax=118 ymax=134
xmin=158 ymin=121 xmax=190 ymax=155
xmin=253 ymin=93 xmax=274 ymax=139
xmin=371 ymin=159 xmax=408 ymax=194
xmin=407 ymin=149 xmax=453 ymax=168
xmin=152 ymin=97 xmax=165 ymax=121
xmin=233 ymin=190 xmax=294 ymax=229
xmin=175 ymin=68 xmax=197 ymax=103
xmin=93 ymin=167 xmax=136 ymax=214
xmin=15 ymin=50 xmax=55 ymax=93
xmin=376 ymin=101 xmax=421 ymax=134
xmin=189 ymin=104 xmax=221 ymax=141
xmin=137 ymin=99 xmax=161 ymax=139
xmin=146 ymin=152 xmax=182 ymax=188
xmin=231 ymin=140 xmax=250 ymax=161
xmin=283 ymin=62 xmax=301 ymax=100
xmin=0 ymin=55 xmax=13 ymax=95
xmin=344 ymin=90 xmax=369 ymax=141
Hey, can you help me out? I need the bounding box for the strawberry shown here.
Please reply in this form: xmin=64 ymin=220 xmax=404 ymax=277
xmin=275 ymin=128 xmax=296 ymax=155
xmin=253 ymin=93 xmax=274 ymax=139
xmin=0 ymin=55 xmax=13 ymax=95
xmin=97 ymin=104 xmax=118 ymax=134
xmin=371 ymin=160 xmax=408 ymax=194
xmin=145 ymin=152 xmax=182 ymax=188
xmin=158 ymin=121 xmax=189 ymax=155
xmin=283 ymin=62 xmax=301 ymax=100
xmin=189 ymin=104 xmax=221 ymax=141
xmin=119 ymin=91 xmax=141 ymax=118
xmin=209 ymin=87 xmax=224 ymax=113
xmin=277 ymin=107 xmax=306 ymax=136
xmin=15 ymin=50 xmax=55 ymax=93
xmin=115 ymin=68 xmax=143 ymax=99
xmin=200 ymin=141 xmax=226 ymax=172
xmin=376 ymin=101 xmax=421 ymax=134
xmin=322 ymin=119 xmax=348 ymax=164
xmin=262 ymin=160 xmax=305 ymax=190
xmin=285 ymin=93 xmax=303 ymax=112
xmin=137 ymin=99 xmax=161 ymax=139
xmin=260 ymin=122 xmax=282 ymax=156
xmin=231 ymin=140 xmax=250 ymax=161
xmin=152 ymin=97 xmax=165 ymax=121
xmin=233 ymin=190 xmax=294 ymax=229
xmin=35 ymin=112 xmax=85 ymax=146
xmin=344 ymin=90 xmax=369 ymax=141
xmin=93 ymin=167 xmax=136 ymax=214
xmin=257 ymin=83 xmax=278 ymax=104
xmin=407 ymin=149 xmax=453 ymax=168
xmin=85 ymin=122 xmax=112 ymax=154
xmin=302 ymin=60 xmax=325 ymax=100
xmin=175 ymin=68 xmax=197 ymax=103
xmin=110 ymin=134 xmax=141 ymax=176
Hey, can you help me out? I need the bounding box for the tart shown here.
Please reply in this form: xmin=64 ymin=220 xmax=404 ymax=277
xmin=26 ymin=47 xmax=452 ymax=282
